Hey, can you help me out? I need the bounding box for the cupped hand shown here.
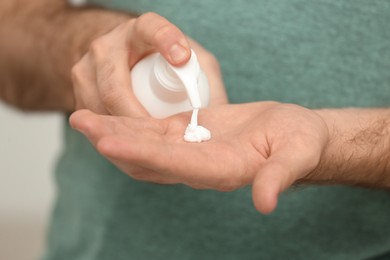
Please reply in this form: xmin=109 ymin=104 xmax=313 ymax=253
xmin=69 ymin=102 xmax=329 ymax=214
xmin=71 ymin=12 xmax=227 ymax=116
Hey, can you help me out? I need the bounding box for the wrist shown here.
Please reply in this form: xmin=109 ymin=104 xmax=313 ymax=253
xmin=306 ymin=108 xmax=390 ymax=188
xmin=304 ymin=108 xmax=341 ymax=184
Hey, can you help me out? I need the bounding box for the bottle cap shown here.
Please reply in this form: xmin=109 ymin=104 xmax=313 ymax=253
xmin=166 ymin=50 xmax=202 ymax=108
xmin=154 ymin=50 xmax=202 ymax=108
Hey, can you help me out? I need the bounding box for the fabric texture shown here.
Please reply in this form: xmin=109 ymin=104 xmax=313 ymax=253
xmin=44 ymin=1 xmax=390 ymax=260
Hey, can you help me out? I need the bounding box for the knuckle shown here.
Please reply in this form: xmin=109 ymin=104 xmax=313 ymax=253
xmin=89 ymin=38 xmax=106 ymax=58
xmin=153 ymin=24 xmax=176 ymax=43
xmin=138 ymin=12 xmax=160 ymax=25
xmin=71 ymin=62 xmax=85 ymax=85
xmin=134 ymin=12 xmax=158 ymax=33
xmin=143 ymin=12 xmax=158 ymax=19
xmin=135 ymin=12 xmax=179 ymax=43
xmin=70 ymin=64 xmax=80 ymax=83
xmin=90 ymin=24 xmax=127 ymax=57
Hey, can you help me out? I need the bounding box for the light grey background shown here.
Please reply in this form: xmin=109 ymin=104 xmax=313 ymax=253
xmin=0 ymin=102 xmax=62 ymax=260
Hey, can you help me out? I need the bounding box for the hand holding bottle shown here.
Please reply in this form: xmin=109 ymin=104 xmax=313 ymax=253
xmin=71 ymin=12 xmax=227 ymax=117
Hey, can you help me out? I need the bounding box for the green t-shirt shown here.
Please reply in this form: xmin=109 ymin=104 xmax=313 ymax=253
xmin=44 ymin=1 xmax=390 ymax=259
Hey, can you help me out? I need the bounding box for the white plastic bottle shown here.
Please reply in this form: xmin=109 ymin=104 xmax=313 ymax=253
xmin=131 ymin=50 xmax=210 ymax=119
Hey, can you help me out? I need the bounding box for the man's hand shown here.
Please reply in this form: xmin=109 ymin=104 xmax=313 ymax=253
xmin=69 ymin=102 xmax=331 ymax=214
xmin=69 ymin=103 xmax=390 ymax=214
xmin=0 ymin=1 xmax=227 ymax=112
xmin=71 ymin=12 xmax=227 ymax=117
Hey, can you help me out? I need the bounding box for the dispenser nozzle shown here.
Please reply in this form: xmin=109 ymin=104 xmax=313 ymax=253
xmin=166 ymin=50 xmax=202 ymax=108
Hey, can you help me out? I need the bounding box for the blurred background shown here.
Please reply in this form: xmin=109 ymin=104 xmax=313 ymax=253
xmin=0 ymin=102 xmax=62 ymax=260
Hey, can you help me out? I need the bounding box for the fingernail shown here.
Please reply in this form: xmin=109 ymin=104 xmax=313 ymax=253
xmin=169 ymin=44 xmax=188 ymax=63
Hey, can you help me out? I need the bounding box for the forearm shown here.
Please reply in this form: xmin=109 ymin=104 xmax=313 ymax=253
xmin=308 ymin=108 xmax=390 ymax=188
xmin=0 ymin=0 xmax=133 ymax=111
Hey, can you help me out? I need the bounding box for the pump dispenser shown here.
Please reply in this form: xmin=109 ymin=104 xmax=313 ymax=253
xmin=165 ymin=50 xmax=202 ymax=109
xmin=131 ymin=49 xmax=209 ymax=119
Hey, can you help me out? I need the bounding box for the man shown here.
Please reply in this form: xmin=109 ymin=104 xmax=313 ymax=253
xmin=1 ymin=0 xmax=389 ymax=259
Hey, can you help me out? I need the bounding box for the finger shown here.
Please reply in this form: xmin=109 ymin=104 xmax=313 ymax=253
xmin=69 ymin=111 xmax=180 ymax=184
xmin=131 ymin=12 xmax=191 ymax=66
xmin=69 ymin=109 xmax=117 ymax=145
xmin=251 ymin=144 xmax=321 ymax=214
xmin=69 ymin=109 xmax=167 ymax=144
xmin=69 ymin=110 xmax=180 ymax=184
xmin=90 ymin=29 xmax=148 ymax=117
xmin=105 ymin=158 xmax=180 ymax=185
xmin=71 ymin=54 xmax=108 ymax=114
xmin=96 ymin=135 xmax=242 ymax=189
xmin=95 ymin=53 xmax=147 ymax=117
xmin=99 ymin=137 xmax=219 ymax=189
xmin=251 ymin=161 xmax=292 ymax=214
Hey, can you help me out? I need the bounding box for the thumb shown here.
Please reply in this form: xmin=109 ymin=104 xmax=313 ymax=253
xmin=252 ymin=160 xmax=294 ymax=214
xmin=132 ymin=12 xmax=191 ymax=66
xmin=251 ymin=144 xmax=320 ymax=214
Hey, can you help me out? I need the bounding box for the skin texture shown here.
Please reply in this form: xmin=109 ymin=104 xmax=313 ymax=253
xmin=1 ymin=1 xmax=389 ymax=214
xmin=71 ymin=13 xmax=227 ymax=116
xmin=69 ymin=104 xmax=390 ymax=214
xmin=0 ymin=1 xmax=227 ymax=112
xmin=0 ymin=0 xmax=129 ymax=111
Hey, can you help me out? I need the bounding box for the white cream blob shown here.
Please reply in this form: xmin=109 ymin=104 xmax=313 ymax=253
xmin=184 ymin=124 xmax=211 ymax=143
xmin=183 ymin=108 xmax=211 ymax=143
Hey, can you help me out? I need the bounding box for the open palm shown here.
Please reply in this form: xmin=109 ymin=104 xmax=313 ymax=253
xmin=70 ymin=101 xmax=329 ymax=213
